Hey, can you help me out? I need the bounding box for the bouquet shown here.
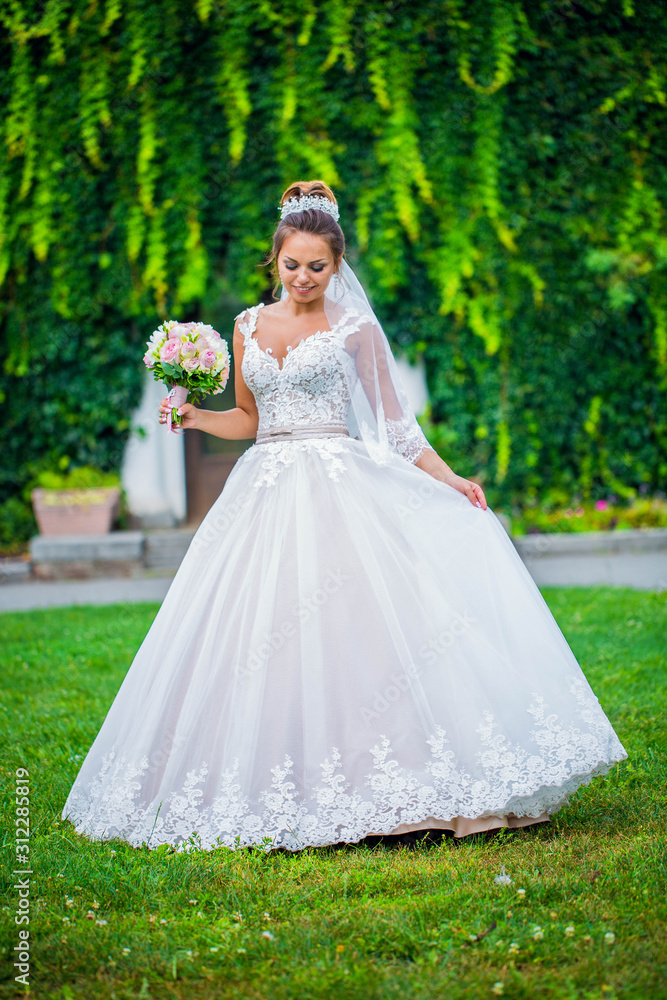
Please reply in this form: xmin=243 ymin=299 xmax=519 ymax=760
xmin=143 ymin=320 xmax=231 ymax=432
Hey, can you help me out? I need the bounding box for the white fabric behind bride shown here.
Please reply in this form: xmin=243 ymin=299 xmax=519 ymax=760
xmin=393 ymin=353 xmax=429 ymax=419
xmin=121 ymin=373 xmax=187 ymax=527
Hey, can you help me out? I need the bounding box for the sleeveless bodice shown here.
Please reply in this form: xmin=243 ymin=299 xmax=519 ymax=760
xmin=238 ymin=303 xmax=364 ymax=436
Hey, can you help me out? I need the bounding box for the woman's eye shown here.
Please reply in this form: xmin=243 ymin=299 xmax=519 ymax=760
xmin=311 ymin=266 xmax=324 ymax=272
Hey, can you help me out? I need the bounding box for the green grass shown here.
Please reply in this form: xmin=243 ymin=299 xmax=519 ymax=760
xmin=1 ymin=587 xmax=666 ymax=1000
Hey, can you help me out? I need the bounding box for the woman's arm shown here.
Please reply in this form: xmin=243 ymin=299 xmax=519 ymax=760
xmin=352 ymin=321 xmax=487 ymax=509
xmin=158 ymin=318 xmax=259 ymax=440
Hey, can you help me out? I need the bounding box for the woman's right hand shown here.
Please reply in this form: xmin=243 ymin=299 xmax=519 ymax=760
xmin=158 ymin=398 xmax=199 ymax=430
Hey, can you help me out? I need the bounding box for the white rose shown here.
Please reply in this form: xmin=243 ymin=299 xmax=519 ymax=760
xmin=170 ymin=324 xmax=192 ymax=340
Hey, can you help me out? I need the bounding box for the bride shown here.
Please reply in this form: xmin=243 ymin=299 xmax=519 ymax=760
xmin=61 ymin=180 xmax=626 ymax=851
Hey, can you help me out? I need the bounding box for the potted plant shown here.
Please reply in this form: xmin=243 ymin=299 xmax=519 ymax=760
xmin=31 ymin=466 xmax=121 ymax=536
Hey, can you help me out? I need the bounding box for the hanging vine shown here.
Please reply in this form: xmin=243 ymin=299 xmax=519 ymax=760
xmin=0 ymin=0 xmax=666 ymax=545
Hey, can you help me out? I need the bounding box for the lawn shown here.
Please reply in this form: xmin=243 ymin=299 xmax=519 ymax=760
xmin=0 ymin=587 xmax=665 ymax=999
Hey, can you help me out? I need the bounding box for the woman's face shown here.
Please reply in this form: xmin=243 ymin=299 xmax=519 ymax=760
xmin=277 ymin=232 xmax=337 ymax=304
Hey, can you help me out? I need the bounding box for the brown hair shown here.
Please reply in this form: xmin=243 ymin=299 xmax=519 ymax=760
xmin=265 ymin=180 xmax=345 ymax=298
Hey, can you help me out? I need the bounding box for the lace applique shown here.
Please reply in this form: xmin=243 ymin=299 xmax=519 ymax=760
xmin=358 ymin=420 xmax=390 ymax=466
xmin=236 ymin=302 xmax=265 ymax=342
xmin=386 ymin=414 xmax=435 ymax=465
xmin=239 ymin=437 xmax=351 ymax=490
xmin=62 ymin=680 xmax=626 ymax=853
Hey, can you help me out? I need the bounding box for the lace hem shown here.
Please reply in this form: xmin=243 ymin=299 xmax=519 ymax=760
xmin=62 ymin=749 xmax=624 ymax=854
xmin=62 ymin=683 xmax=626 ymax=853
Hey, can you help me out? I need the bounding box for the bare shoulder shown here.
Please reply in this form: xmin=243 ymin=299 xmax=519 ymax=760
xmin=255 ymin=301 xmax=285 ymax=331
xmin=260 ymin=301 xmax=283 ymax=317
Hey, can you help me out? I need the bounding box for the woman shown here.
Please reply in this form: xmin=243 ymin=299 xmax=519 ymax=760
xmin=62 ymin=180 xmax=626 ymax=851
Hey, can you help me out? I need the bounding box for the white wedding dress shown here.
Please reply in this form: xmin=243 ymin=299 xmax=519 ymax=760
xmin=62 ymin=303 xmax=626 ymax=851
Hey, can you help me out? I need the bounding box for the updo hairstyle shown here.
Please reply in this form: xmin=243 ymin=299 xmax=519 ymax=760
xmin=265 ymin=180 xmax=345 ymax=298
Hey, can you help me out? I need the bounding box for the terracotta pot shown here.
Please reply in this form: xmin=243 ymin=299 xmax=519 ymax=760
xmin=31 ymin=487 xmax=120 ymax=536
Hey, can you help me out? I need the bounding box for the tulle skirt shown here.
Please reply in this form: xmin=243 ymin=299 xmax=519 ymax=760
xmin=62 ymin=435 xmax=627 ymax=851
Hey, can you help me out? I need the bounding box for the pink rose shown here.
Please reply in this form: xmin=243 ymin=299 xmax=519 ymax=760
xmin=180 ymin=341 xmax=197 ymax=360
xmin=594 ymin=500 xmax=608 ymax=511
xmin=200 ymin=349 xmax=216 ymax=369
xmin=194 ymin=336 xmax=209 ymax=353
xmin=182 ymin=357 xmax=200 ymax=372
xmin=159 ymin=339 xmax=181 ymax=362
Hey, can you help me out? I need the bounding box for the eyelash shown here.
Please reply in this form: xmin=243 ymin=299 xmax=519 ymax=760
xmin=285 ymin=264 xmax=325 ymax=272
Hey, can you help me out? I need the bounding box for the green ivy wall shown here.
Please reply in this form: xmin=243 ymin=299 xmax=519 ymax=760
xmin=1 ymin=0 xmax=666 ymax=543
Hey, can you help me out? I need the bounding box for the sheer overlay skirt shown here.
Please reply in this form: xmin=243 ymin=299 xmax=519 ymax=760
xmin=62 ymin=437 xmax=626 ymax=851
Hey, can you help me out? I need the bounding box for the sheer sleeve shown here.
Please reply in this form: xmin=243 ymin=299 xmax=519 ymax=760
xmin=345 ymin=312 xmax=437 ymax=466
xmin=385 ymin=413 xmax=436 ymax=465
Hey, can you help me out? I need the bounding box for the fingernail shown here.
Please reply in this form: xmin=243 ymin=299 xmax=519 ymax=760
xmin=177 ymin=408 xmax=183 ymax=415
xmin=475 ymin=501 xmax=482 ymax=507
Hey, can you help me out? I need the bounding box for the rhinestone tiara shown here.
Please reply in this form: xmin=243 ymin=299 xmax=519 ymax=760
xmin=279 ymin=194 xmax=340 ymax=222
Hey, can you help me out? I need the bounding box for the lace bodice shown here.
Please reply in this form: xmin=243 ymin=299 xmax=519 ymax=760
xmin=239 ymin=303 xmax=359 ymax=433
xmin=237 ymin=303 xmax=435 ymax=465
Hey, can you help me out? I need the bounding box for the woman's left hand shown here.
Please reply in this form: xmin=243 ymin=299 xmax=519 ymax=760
xmin=415 ymin=450 xmax=488 ymax=509
xmin=445 ymin=473 xmax=487 ymax=509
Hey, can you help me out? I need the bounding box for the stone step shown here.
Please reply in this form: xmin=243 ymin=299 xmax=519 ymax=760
xmin=144 ymin=528 xmax=197 ymax=569
xmin=30 ymin=532 xmax=144 ymax=562
xmin=0 ymin=559 xmax=31 ymax=583
xmin=512 ymin=527 xmax=667 ymax=590
xmin=28 ymin=531 xmax=145 ymax=581
xmin=512 ymin=526 xmax=667 ymax=557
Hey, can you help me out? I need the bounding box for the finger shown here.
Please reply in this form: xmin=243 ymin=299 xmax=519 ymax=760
xmin=466 ymin=482 xmax=486 ymax=509
xmin=463 ymin=484 xmax=477 ymax=506
xmin=471 ymin=484 xmax=487 ymax=510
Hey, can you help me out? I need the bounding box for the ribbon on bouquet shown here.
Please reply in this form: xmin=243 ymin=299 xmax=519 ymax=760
xmin=165 ymin=384 xmax=189 ymax=434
